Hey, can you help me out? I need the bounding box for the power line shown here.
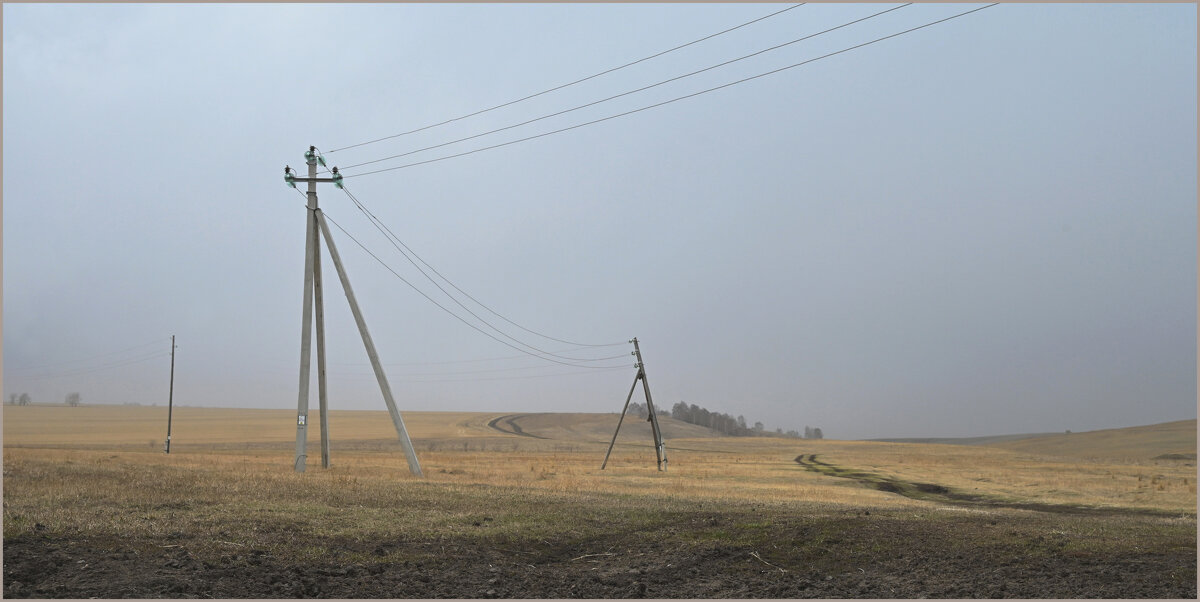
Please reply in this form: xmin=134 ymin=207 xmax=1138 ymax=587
xmin=327 ymin=4 xmax=805 ymax=154
xmin=296 ymin=159 xmax=628 ymax=367
xmin=332 ymin=365 xmax=631 ymax=384
xmin=344 ymin=3 xmax=998 ymax=180
xmin=329 ymin=361 xmax=630 ymax=378
xmin=339 ymin=184 xmax=625 ymax=349
xmin=319 ymin=210 xmax=631 ymax=370
xmin=14 ymin=337 xmax=170 ymax=373
xmin=335 ymin=185 xmax=625 ymax=360
xmin=21 ymin=351 xmax=172 ymax=381
xmin=341 ymin=3 xmax=910 ymax=172
xmin=331 ymin=348 xmax=628 ymax=367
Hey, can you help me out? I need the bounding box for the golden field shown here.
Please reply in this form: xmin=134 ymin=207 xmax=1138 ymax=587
xmin=3 ymin=405 xmax=1194 ymax=514
xmin=3 ymin=404 xmax=1195 ymax=598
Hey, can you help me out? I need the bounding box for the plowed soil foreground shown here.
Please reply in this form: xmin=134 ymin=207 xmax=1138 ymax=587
xmin=5 ymin=508 xmax=1195 ymax=599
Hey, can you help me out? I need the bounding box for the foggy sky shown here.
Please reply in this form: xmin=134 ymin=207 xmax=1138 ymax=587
xmin=3 ymin=3 xmax=1195 ymax=440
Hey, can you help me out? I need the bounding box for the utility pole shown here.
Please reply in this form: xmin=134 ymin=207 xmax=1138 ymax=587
xmin=164 ymin=335 xmax=176 ymax=453
xmin=601 ymin=337 xmax=667 ymax=471
xmin=286 ymin=146 xmax=422 ymax=476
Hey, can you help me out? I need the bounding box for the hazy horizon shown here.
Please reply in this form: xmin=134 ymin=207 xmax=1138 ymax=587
xmin=12 ymin=399 xmax=1197 ymax=443
xmin=4 ymin=3 xmax=1196 ymax=440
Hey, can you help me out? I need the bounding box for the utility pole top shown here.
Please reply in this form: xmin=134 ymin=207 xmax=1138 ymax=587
xmin=285 ymin=147 xmax=340 ymax=188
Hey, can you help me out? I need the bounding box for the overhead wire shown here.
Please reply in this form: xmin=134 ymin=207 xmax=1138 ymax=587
xmin=339 ymin=183 xmax=625 ymax=350
xmin=283 ymin=162 xmax=633 ymax=380
xmin=339 ymin=365 xmax=631 ymax=384
xmin=327 ymin=3 xmax=806 ymax=154
xmin=318 ymin=210 xmax=632 ymax=370
xmin=340 ymin=3 xmax=910 ymax=172
xmin=21 ymin=350 xmax=172 ymax=381
xmin=330 ymin=348 xmax=628 ymax=367
xmin=14 ymin=337 xmax=170 ymax=373
xmin=307 ymin=149 xmax=627 ymax=354
xmin=329 ymin=361 xmax=630 ymax=378
xmin=344 ymin=3 xmax=999 ymax=180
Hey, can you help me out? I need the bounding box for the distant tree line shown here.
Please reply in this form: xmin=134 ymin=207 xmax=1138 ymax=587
xmin=6 ymin=392 xmax=82 ymax=407
xmin=653 ymin=401 xmax=823 ymax=439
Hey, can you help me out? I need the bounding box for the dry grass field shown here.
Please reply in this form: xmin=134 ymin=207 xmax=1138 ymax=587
xmin=3 ymin=404 xmax=1195 ymax=598
xmin=987 ymin=419 xmax=1197 ymax=460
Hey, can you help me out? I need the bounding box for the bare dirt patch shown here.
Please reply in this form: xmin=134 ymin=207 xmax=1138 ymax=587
xmin=6 ymin=507 xmax=1194 ymax=598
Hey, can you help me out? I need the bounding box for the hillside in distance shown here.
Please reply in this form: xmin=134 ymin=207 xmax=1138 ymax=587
xmin=0 ymin=406 xmax=723 ymax=450
xmin=988 ymin=419 xmax=1196 ymax=461
xmin=5 ymin=405 xmax=1192 ymax=463
xmin=872 ymin=419 xmax=1196 ymax=461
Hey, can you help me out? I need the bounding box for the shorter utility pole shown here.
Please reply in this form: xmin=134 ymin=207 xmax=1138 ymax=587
xmin=601 ymin=337 xmax=667 ymax=471
xmin=164 ymin=335 xmax=176 ymax=454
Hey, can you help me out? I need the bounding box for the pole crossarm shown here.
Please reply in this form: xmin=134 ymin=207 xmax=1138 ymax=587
xmin=286 ymin=145 xmax=420 ymax=476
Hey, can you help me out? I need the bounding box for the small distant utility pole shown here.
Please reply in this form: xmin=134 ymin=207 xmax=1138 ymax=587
xmin=164 ymin=335 xmax=176 ymax=454
xmin=601 ymin=337 xmax=667 ymax=471
xmin=285 ymin=146 xmax=422 ymax=476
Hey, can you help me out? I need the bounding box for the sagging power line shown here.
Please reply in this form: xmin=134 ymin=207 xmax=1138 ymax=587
xmin=20 ymin=350 xmax=172 ymax=381
xmin=312 ymin=147 xmax=627 ymax=356
xmin=14 ymin=337 xmax=171 ymax=374
xmin=330 ymin=347 xmax=632 ymax=367
xmin=343 ymin=3 xmax=998 ymax=180
xmin=320 ymin=211 xmax=631 ymax=370
xmin=339 ymin=184 xmax=626 ymax=352
xmin=327 ymin=365 xmax=632 ymax=384
xmin=330 ymin=362 xmax=631 ymax=378
xmin=327 ymin=3 xmax=805 ymax=154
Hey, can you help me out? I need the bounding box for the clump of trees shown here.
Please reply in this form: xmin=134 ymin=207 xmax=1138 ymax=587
xmin=670 ymin=402 xmax=753 ymax=436
xmin=664 ymin=401 xmax=825 ymax=439
xmin=626 ymin=402 xmax=669 ymax=419
xmin=6 ymin=393 xmax=85 ymax=407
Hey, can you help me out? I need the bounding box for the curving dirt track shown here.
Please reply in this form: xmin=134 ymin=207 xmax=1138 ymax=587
xmin=486 ymin=414 xmax=550 ymax=439
xmin=794 ymin=454 xmax=1186 ymax=517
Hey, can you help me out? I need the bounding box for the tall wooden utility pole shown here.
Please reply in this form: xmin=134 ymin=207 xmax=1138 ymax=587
xmin=286 ymin=146 xmax=422 ymax=476
xmin=164 ymin=335 xmax=176 ymax=453
xmin=601 ymin=337 xmax=667 ymax=471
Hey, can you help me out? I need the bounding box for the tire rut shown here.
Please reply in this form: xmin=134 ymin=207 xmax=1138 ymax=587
xmin=794 ymin=454 xmax=1185 ymax=518
xmin=487 ymin=414 xmax=550 ymax=439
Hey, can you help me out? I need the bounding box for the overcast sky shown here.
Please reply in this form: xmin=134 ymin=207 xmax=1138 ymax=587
xmin=3 ymin=3 xmax=1195 ymax=440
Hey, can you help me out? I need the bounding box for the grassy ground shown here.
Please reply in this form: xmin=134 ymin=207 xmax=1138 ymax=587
xmin=3 ymin=405 xmax=1196 ymax=598
xmin=988 ymin=419 xmax=1197 ymax=460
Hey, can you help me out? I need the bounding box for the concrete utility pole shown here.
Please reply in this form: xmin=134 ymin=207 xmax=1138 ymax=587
xmin=164 ymin=335 xmax=176 ymax=453
xmin=601 ymin=337 xmax=667 ymax=471
xmin=286 ymin=146 xmax=422 ymax=476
